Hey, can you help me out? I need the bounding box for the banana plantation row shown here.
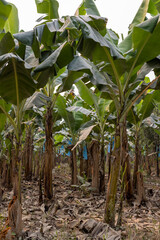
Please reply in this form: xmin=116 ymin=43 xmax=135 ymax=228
xmin=0 ymin=0 xmax=160 ymax=238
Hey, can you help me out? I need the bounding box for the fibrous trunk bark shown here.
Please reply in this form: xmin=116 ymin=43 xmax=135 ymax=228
xmin=70 ymin=146 xmax=78 ymax=185
xmin=122 ymin=121 xmax=133 ymax=200
xmin=87 ymin=143 xmax=92 ymax=181
xmin=99 ymin=142 xmax=105 ymax=192
xmin=104 ymin=122 xmax=121 ymax=227
xmin=8 ymin=196 xmax=22 ymax=237
xmin=25 ymin=126 xmax=33 ymax=180
xmin=136 ymin=171 xmax=146 ymax=205
xmin=133 ymin=131 xmax=140 ymax=190
xmin=146 ymin=144 xmax=151 ymax=176
xmin=10 ymin=137 xmax=22 ymax=237
xmin=107 ymin=138 xmax=113 ymax=181
xmin=90 ymin=140 xmax=100 ymax=192
xmin=79 ymin=145 xmax=84 ymax=177
xmin=44 ymin=105 xmax=53 ymax=200
xmin=156 ymin=144 xmax=159 ymax=177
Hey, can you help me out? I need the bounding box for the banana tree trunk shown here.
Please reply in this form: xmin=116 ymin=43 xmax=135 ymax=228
xmin=10 ymin=137 xmax=22 ymax=237
xmin=133 ymin=130 xmax=140 ymax=190
xmin=122 ymin=120 xmax=133 ymax=200
xmin=70 ymin=145 xmax=78 ymax=185
xmin=79 ymin=145 xmax=84 ymax=177
xmin=87 ymin=143 xmax=92 ymax=180
xmin=44 ymin=105 xmax=53 ymax=200
xmin=91 ymin=140 xmax=100 ymax=192
xmin=25 ymin=126 xmax=33 ymax=180
xmin=156 ymin=144 xmax=159 ymax=177
xmin=104 ymin=122 xmax=121 ymax=227
xmin=146 ymin=144 xmax=151 ymax=176
xmin=99 ymin=141 xmax=105 ymax=193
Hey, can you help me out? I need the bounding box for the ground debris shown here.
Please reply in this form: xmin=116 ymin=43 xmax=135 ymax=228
xmin=0 ymin=164 xmax=160 ymax=239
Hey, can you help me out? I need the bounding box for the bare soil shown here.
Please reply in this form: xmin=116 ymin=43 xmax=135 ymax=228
xmin=0 ymin=164 xmax=160 ymax=239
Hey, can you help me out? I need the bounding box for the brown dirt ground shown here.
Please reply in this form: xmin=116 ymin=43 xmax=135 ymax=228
xmin=0 ymin=163 xmax=160 ymax=239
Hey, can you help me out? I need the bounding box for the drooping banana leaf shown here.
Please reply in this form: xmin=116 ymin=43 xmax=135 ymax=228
xmin=0 ymin=53 xmax=36 ymax=105
xmin=35 ymin=0 xmax=59 ymax=20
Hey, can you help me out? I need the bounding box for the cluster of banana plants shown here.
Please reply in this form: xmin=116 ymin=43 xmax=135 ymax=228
xmin=1 ymin=0 xmax=160 ymax=236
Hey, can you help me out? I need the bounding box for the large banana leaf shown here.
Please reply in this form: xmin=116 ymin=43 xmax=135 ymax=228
xmin=129 ymin=0 xmax=150 ymax=32
xmin=67 ymin=56 xmax=118 ymax=96
xmin=23 ymin=92 xmax=51 ymax=110
xmin=67 ymin=105 xmax=92 ymax=116
xmin=76 ymin=80 xmax=97 ymax=106
xmin=75 ymin=0 xmax=100 ymax=16
xmin=0 ymin=53 xmax=36 ymax=105
xmin=14 ymin=20 xmax=62 ymax=51
xmin=119 ymin=13 xmax=160 ymax=58
xmin=33 ymin=42 xmax=74 ymax=88
xmin=34 ymin=42 xmax=74 ymax=73
xmin=0 ymin=32 xmax=15 ymax=55
xmin=76 ymin=80 xmax=112 ymax=124
xmin=4 ymin=3 xmax=19 ymax=34
xmin=125 ymin=58 xmax=160 ymax=99
xmin=0 ymin=0 xmax=11 ymax=32
xmin=71 ymin=16 xmax=124 ymax=62
xmin=14 ymin=30 xmax=40 ymax=58
xmin=0 ymin=98 xmax=11 ymax=132
xmin=148 ymin=0 xmax=160 ymax=14
xmin=139 ymin=90 xmax=160 ymax=120
xmin=132 ymin=15 xmax=160 ymax=66
xmin=72 ymin=100 xmax=89 ymax=131
xmin=35 ymin=0 xmax=59 ymax=19
xmin=127 ymin=90 xmax=160 ymax=127
xmin=56 ymin=94 xmax=75 ymax=135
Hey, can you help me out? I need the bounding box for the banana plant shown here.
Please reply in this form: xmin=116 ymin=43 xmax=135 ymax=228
xmin=10 ymin=0 xmax=160 ymax=226
xmin=55 ymin=93 xmax=90 ymax=185
xmin=67 ymin=80 xmax=112 ymax=192
xmin=50 ymin=0 xmax=160 ymax=226
xmin=128 ymin=89 xmax=160 ymax=190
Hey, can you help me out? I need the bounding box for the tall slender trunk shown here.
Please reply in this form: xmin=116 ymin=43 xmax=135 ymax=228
xmin=156 ymin=144 xmax=159 ymax=177
xmin=107 ymin=138 xmax=113 ymax=181
xmin=91 ymin=140 xmax=100 ymax=192
xmin=87 ymin=143 xmax=92 ymax=180
xmin=44 ymin=105 xmax=53 ymax=200
xmin=70 ymin=146 xmax=78 ymax=185
xmin=99 ymin=141 xmax=105 ymax=192
xmin=10 ymin=136 xmax=22 ymax=237
xmin=25 ymin=126 xmax=33 ymax=180
xmin=122 ymin=120 xmax=133 ymax=200
xmin=133 ymin=130 xmax=139 ymax=190
xmin=79 ymin=145 xmax=84 ymax=177
xmin=146 ymin=144 xmax=151 ymax=176
xmin=104 ymin=122 xmax=121 ymax=227
xmin=13 ymin=139 xmax=21 ymax=203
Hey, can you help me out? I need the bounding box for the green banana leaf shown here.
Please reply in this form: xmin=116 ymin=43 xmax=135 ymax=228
xmin=0 ymin=32 xmax=15 ymax=55
xmin=23 ymin=92 xmax=51 ymax=110
xmin=33 ymin=42 xmax=74 ymax=89
xmin=129 ymin=0 xmax=150 ymax=32
xmin=0 ymin=53 xmax=36 ymax=105
xmin=148 ymin=0 xmax=160 ymax=14
xmin=4 ymin=3 xmax=19 ymax=34
xmin=35 ymin=0 xmax=59 ymax=20
xmin=56 ymin=94 xmax=76 ymax=135
xmin=75 ymin=0 xmax=100 ymax=16
xmin=0 ymin=0 xmax=12 ymax=32
xmin=0 ymin=98 xmax=11 ymax=132
xmin=14 ymin=30 xmax=40 ymax=58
